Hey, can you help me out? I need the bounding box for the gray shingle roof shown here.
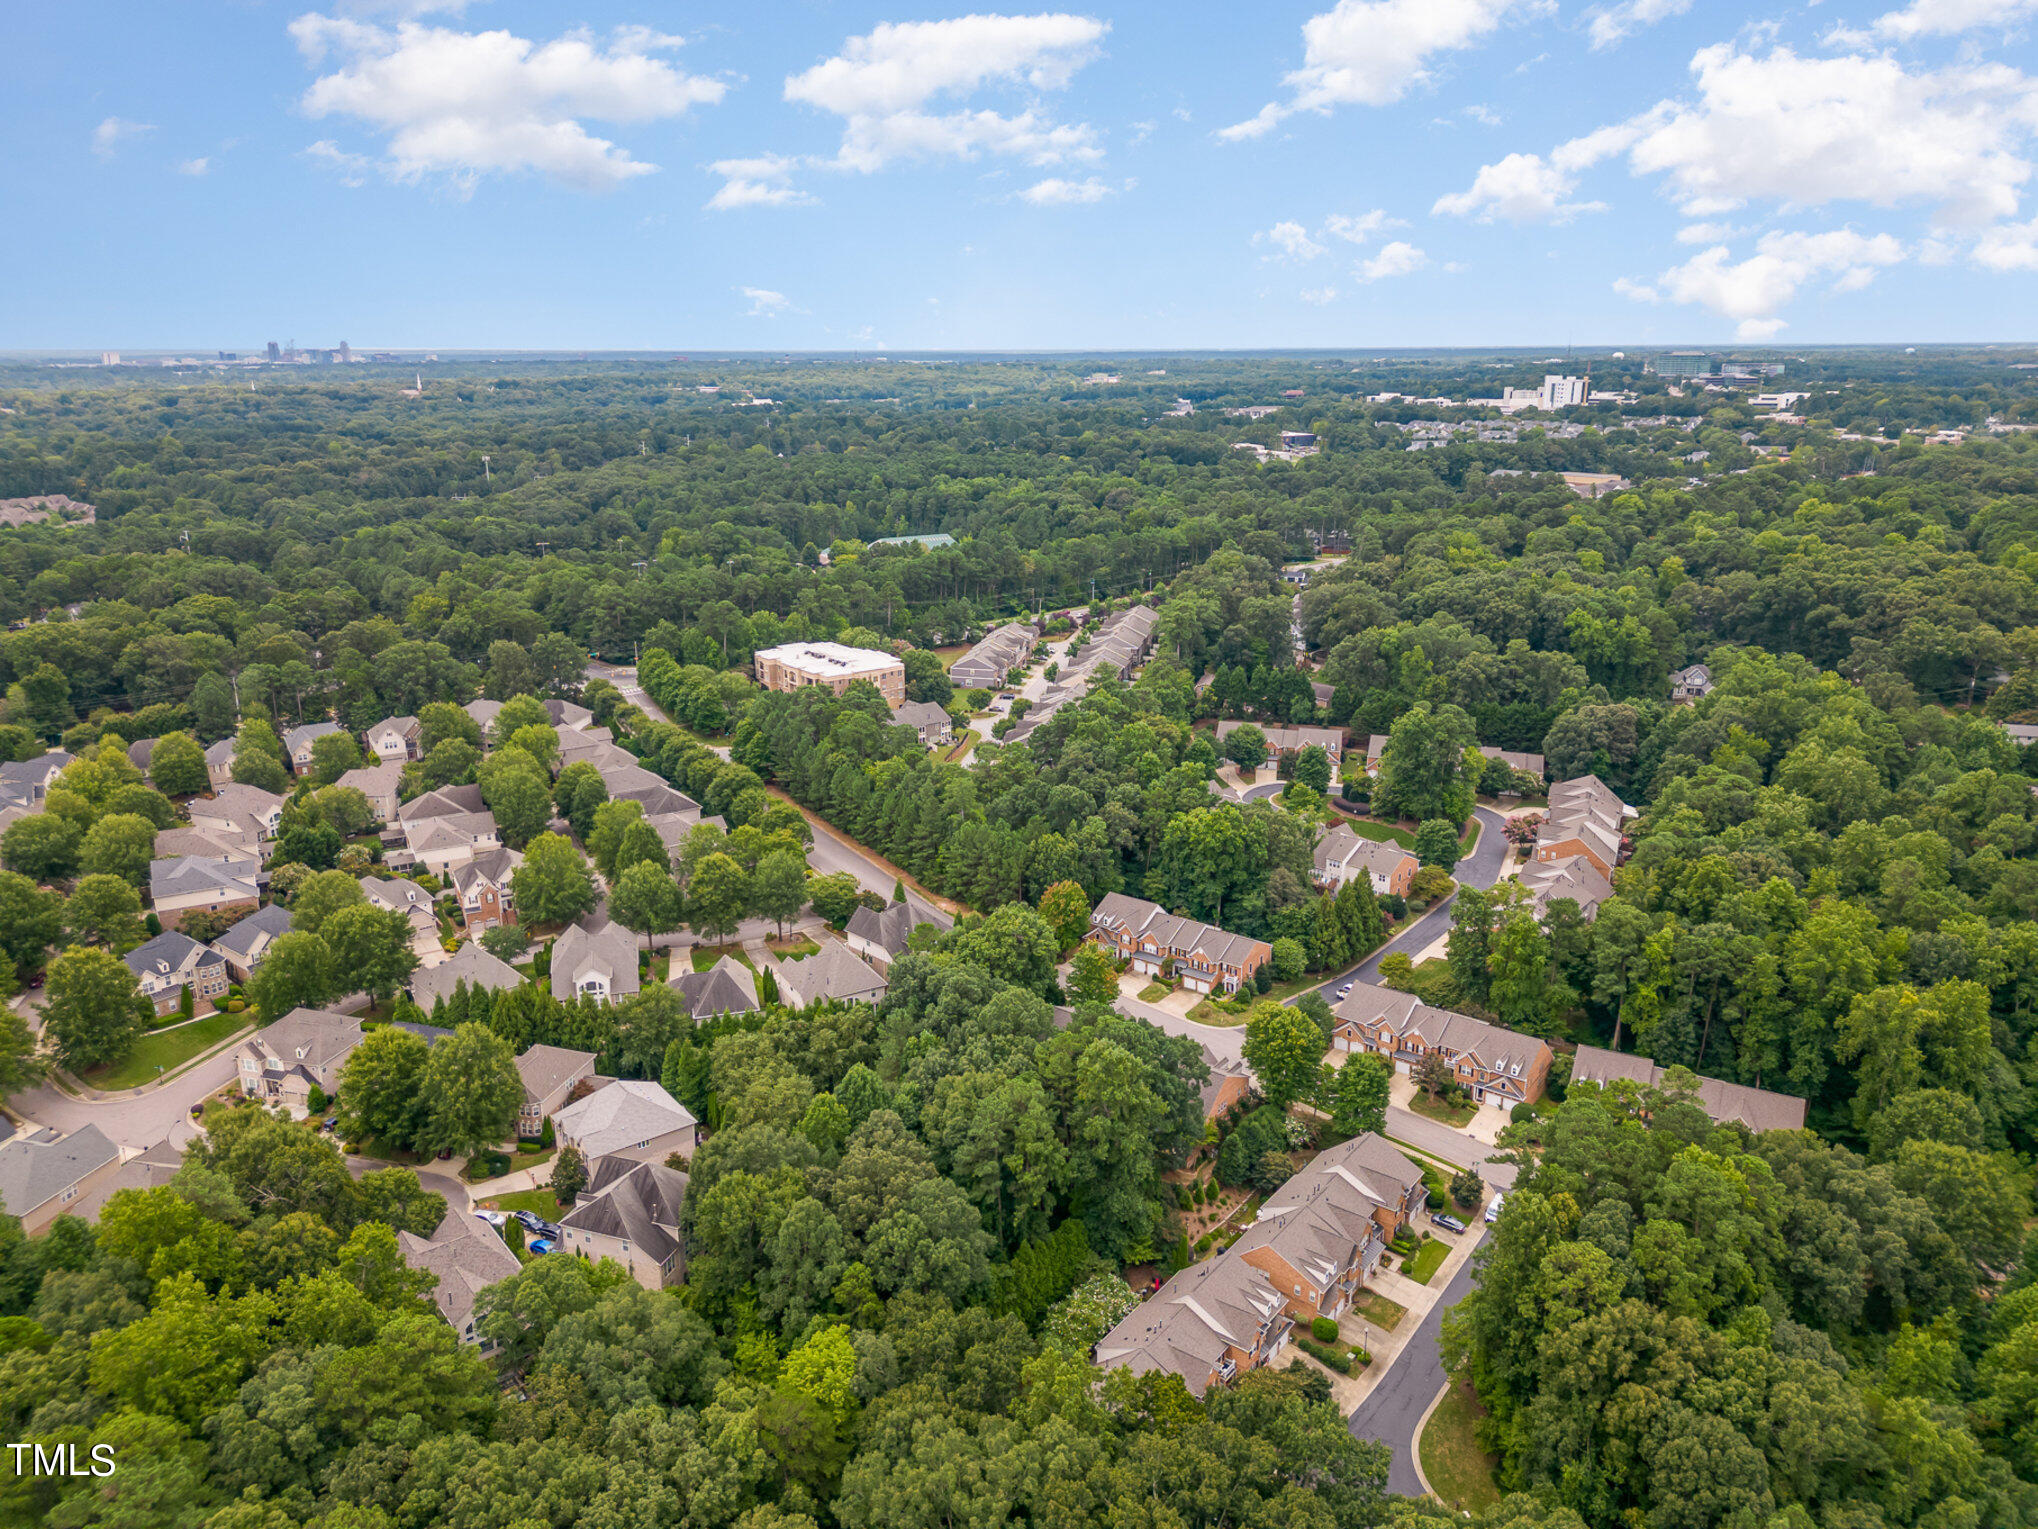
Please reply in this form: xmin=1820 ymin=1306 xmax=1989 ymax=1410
xmin=122 ymin=929 xmax=224 ymax=981
xmin=845 ymin=895 xmax=954 ymax=958
xmin=560 ymin=1157 xmax=689 ymax=1266
xmin=213 ymin=902 xmax=293 ymax=960
xmin=399 ymin=1218 xmax=521 ymax=1337
xmin=149 ymin=854 xmax=262 ymax=903
xmin=1570 ymin=1046 xmax=1807 ymax=1132
xmin=550 ymin=918 xmax=641 ymax=1003
xmin=515 ymin=1043 xmax=597 ymax=1104
xmin=412 ymin=942 xmax=526 ymax=1011
xmin=674 ymin=956 xmax=757 ymax=1018
xmin=554 ymin=1079 xmax=696 ymax=1158
xmin=0 ymin=1124 xmax=118 ymax=1217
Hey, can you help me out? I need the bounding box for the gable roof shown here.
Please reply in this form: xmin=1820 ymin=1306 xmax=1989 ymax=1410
xmin=1570 ymin=1046 xmax=1807 ymax=1132
xmin=149 ymin=854 xmax=262 ymax=903
xmin=399 ymin=1217 xmax=521 ymax=1336
xmin=1230 ymin=1132 xmax=1422 ymax=1291
xmin=894 ymin=700 xmax=952 ymax=735
xmin=247 ymin=1008 xmax=364 ymax=1073
xmin=550 ymin=918 xmax=642 ymax=1002
xmin=1094 ymin=1250 xmax=1288 ymax=1398
xmin=1332 ymin=981 xmax=1550 ymax=1083
xmin=1519 ymin=856 xmax=1615 ymax=920
xmin=449 ymin=846 xmax=521 ymax=895
xmin=366 ymin=716 xmax=420 ymax=747
xmin=154 ymin=825 xmax=256 ymax=862
xmin=769 ymin=941 xmax=888 ymax=1005
xmin=515 ymin=1043 xmax=597 ymax=1104
xmin=399 ymin=783 xmax=487 ymax=823
xmin=844 ymin=895 xmax=954 ymax=957
xmin=1089 ymin=893 xmax=1270 ymax=971
xmin=0 ymin=1124 xmax=119 ymax=1216
xmin=554 ymin=1078 xmax=696 ymax=1157
xmin=337 ymin=761 xmax=404 ymax=800
xmin=213 ymin=902 xmax=293 ymax=961
xmin=1312 ymin=825 xmax=1416 ymax=878
xmin=283 ymin=721 xmax=343 ymax=755
xmin=674 ymin=955 xmax=758 ymax=1019
xmin=122 ymin=929 xmax=224 ymax=981
xmin=412 ymin=942 xmax=526 ymax=1011
xmin=559 ymin=1157 xmax=689 ymax=1266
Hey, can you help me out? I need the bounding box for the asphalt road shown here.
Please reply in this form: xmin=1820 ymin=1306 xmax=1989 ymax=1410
xmin=1349 ymin=1240 xmax=1483 ymax=1495
xmin=9 ymin=1043 xmax=242 ymax=1150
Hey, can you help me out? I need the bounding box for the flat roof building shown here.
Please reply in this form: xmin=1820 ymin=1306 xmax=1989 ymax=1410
xmin=753 ymin=642 xmax=906 ymax=705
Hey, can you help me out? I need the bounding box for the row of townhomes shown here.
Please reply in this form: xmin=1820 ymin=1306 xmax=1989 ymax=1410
xmin=1006 ymin=605 xmax=1160 ymax=745
xmin=1094 ymin=1133 xmax=1426 ymax=1397
xmin=1569 ymin=1047 xmax=1807 ymax=1132
xmin=1518 ymin=773 xmax=1633 ymax=922
xmin=1216 ymin=720 xmax=1347 ymax=768
xmin=1310 ymin=825 xmax=1417 ymax=898
xmin=1362 ymin=735 xmax=1548 ymax=786
xmin=1089 ymin=893 xmax=1273 ymax=995
xmin=947 ymin=621 xmax=1038 ymax=690
xmin=1331 ymin=980 xmax=1555 ymax=1114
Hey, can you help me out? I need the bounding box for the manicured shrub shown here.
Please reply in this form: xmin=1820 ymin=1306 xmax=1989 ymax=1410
xmin=1311 ymin=1316 xmax=1340 ymax=1343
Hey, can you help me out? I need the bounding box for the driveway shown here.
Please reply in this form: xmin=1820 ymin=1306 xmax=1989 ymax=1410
xmin=1349 ymin=1246 xmax=1481 ymax=1495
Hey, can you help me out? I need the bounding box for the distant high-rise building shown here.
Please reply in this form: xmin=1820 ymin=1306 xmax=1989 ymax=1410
xmin=99 ymin=351 xmax=120 ymax=366
xmin=1540 ymin=374 xmax=1587 ymax=409
xmin=266 ymin=341 xmax=281 ymax=362
xmin=1647 ymin=352 xmax=1715 ymax=379
xmin=338 ymin=340 xmax=351 ymax=363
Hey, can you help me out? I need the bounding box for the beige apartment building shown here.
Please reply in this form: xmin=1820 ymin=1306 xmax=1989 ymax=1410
xmin=753 ymin=642 xmax=906 ymax=705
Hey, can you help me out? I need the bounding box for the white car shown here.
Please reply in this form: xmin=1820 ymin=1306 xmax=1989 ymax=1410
xmin=1484 ymin=1192 xmax=1506 ymax=1225
xmin=1337 ymin=982 xmax=1354 ymax=997
xmin=472 ymin=1210 xmax=508 ymax=1227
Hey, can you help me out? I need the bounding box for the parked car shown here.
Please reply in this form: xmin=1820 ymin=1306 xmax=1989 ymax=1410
xmin=1432 ymin=1212 xmax=1467 ymax=1234
xmin=473 ymin=1210 xmax=508 ymax=1227
xmin=1336 ymin=983 xmax=1353 ymax=997
xmin=319 ymin=1117 xmax=338 ymax=1133
xmin=528 ymin=1238 xmax=555 ymax=1255
xmin=511 ymin=1210 xmax=549 ymax=1233
xmin=1484 ymin=1192 xmax=1506 ymax=1225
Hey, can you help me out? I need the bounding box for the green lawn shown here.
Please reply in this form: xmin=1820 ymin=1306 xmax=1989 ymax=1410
xmin=482 ymin=1187 xmax=565 ymax=1220
xmin=1404 ymin=1237 xmax=1451 ymax=1285
xmin=1137 ymin=982 xmax=1170 ymax=1002
xmin=87 ymin=1010 xmax=248 ymax=1091
xmin=1408 ymin=1090 xmax=1479 ymax=1128
xmin=1337 ymin=817 xmax=1418 ymax=849
xmin=1352 ymin=1290 xmax=1410 ymax=1332
xmin=765 ymin=935 xmax=818 ymax=960
xmin=1420 ymin=1379 xmax=1502 ymax=1511
xmin=691 ymin=943 xmax=757 ymax=972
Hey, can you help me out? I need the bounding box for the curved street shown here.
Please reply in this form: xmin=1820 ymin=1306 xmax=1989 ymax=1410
xmin=1349 ymin=1247 xmax=1483 ymax=1496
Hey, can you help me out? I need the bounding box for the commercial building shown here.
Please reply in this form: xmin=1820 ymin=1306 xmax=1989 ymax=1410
xmin=753 ymin=642 xmax=905 ymax=704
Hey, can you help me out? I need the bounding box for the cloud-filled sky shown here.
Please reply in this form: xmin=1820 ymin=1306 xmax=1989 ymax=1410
xmin=4 ymin=0 xmax=2036 ymax=349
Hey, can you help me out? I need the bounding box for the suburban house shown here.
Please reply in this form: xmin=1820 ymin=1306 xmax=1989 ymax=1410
xmin=763 ymin=941 xmax=890 ymax=1009
xmin=1216 ymin=720 xmax=1346 ymax=767
xmin=596 ymin=763 xmax=700 ymax=821
xmin=553 ymin=1078 xmax=698 ymax=1164
xmin=1332 ymin=982 xmax=1553 ymax=1112
xmin=188 ymin=784 xmax=285 ymax=848
xmin=555 ymin=728 xmax=630 ymax=774
xmin=283 ymin=722 xmax=344 ymax=776
xmin=80 ymin=1138 xmax=184 ymax=1220
xmin=365 ymin=715 xmax=422 ymax=764
xmin=0 ymin=752 xmax=71 ymax=816
xmin=464 ymin=698 xmax=502 ymax=743
xmin=557 ymin=1156 xmax=690 ymax=1291
xmin=359 ymin=875 xmax=445 ymax=966
xmin=1518 ymin=855 xmax=1615 ymax=921
xmin=237 ymin=1008 xmax=365 ymax=1117
xmin=513 ymin=1044 xmax=598 ymax=1138
xmin=1311 ymin=681 xmax=1335 ymax=712
xmin=1364 ymin=735 xmax=1392 ymax=774
xmin=123 ymin=930 xmax=230 ymax=1015
xmin=412 ymin=941 xmax=524 ymax=1013
xmin=393 ymin=785 xmax=501 ymax=876
xmin=646 ymin=807 xmax=727 ymax=857
xmin=947 ymin=622 xmax=1036 ymax=690
xmin=1570 ymin=1046 xmax=1807 ymax=1132
xmin=674 ymin=955 xmax=758 ymax=1019
xmin=893 ymin=700 xmax=955 ymax=748
xmin=204 ymin=739 xmax=235 ymax=790
xmin=1094 ymin=1250 xmax=1293 ymax=1398
xmin=1311 ymin=826 xmax=1418 ymax=897
xmin=399 ymin=1218 xmax=521 ymax=1350
xmin=1200 ymin=1044 xmax=1253 ymax=1121
xmin=0 ymin=1124 xmax=122 ymax=1235
xmin=544 ymin=698 xmax=596 ymax=732
xmin=1533 ymin=774 xmax=1633 ymax=880
xmin=844 ymin=894 xmax=955 ymax=968
xmin=337 ymin=761 xmax=404 ymax=824
xmin=1088 ymin=893 xmax=1273 ymax=996
xmin=155 ymin=824 xmax=256 ymax=863
xmin=1230 ymin=1133 xmax=1427 ymax=1319
xmin=1670 ymin=663 xmax=1716 ymax=702
xmin=1477 ymin=746 xmax=1546 ymax=783
xmin=213 ymin=903 xmax=294 ymax=981
xmin=550 ymin=918 xmax=641 ymax=1004
xmin=149 ymin=855 xmax=263 ymax=930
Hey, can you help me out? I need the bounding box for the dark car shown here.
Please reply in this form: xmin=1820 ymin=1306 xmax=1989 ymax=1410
xmin=511 ymin=1210 xmax=549 ymax=1233
xmin=1431 ymin=1213 xmax=1467 ymax=1234
xmin=320 ymin=1117 xmax=339 ymax=1133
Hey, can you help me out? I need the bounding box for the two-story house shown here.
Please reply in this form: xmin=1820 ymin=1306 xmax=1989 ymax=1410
xmin=1310 ymin=826 xmax=1418 ymax=897
xmin=123 ymin=930 xmax=230 ymax=1015
xmin=149 ymin=855 xmax=263 ymax=931
xmin=398 ymin=1217 xmax=522 ymax=1350
xmin=337 ymin=761 xmax=404 ymax=825
xmin=549 ymin=917 xmax=640 ymax=1004
xmin=1228 ymin=1132 xmax=1427 ymax=1322
xmin=448 ymin=846 xmax=520 ymax=930
xmin=359 ymin=875 xmax=445 ymax=964
xmin=844 ymin=894 xmax=954 ymax=968
xmin=1532 ymin=774 xmax=1632 ymax=881
xmin=188 ymin=784 xmax=285 ymax=851
xmin=213 ymin=902 xmax=294 ymax=981
xmin=203 ymin=739 xmax=236 ymax=791
xmin=412 ymin=941 xmax=525 ymax=1015
xmin=1093 ymin=1251 xmax=1294 ymax=1398
xmin=553 ymin=1078 xmax=697 ymax=1165
xmin=282 ymin=722 xmax=344 ymax=777
xmin=1088 ymin=893 xmax=1272 ymax=995
xmin=237 ymin=1008 xmax=364 ymax=1117
xmin=1215 ymin=720 xmax=1346 ymax=768
xmin=395 ymin=785 xmax=501 ymax=876
xmin=556 ymin=1155 xmax=690 ymax=1291
xmin=511 ymin=1043 xmax=597 ymax=1139
xmin=1332 ymin=981 xmax=1553 ymax=1112
xmin=0 ymin=1124 xmax=122 ymax=1235
xmin=364 ymin=716 xmax=422 ymax=765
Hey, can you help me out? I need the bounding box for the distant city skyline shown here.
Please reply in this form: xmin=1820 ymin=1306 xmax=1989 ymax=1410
xmin=5 ymin=2 xmax=2036 ymax=350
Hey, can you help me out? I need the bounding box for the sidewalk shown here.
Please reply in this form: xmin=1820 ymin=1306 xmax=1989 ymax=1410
xmin=1273 ymin=1222 xmax=1487 ymax=1411
xmin=474 ymin=1161 xmax=555 ymax=1196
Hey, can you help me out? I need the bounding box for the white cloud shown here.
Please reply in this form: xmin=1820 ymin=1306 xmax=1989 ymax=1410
xmin=1221 ymin=0 xmax=1547 ymax=140
xmin=738 ymin=286 xmax=792 ymax=317
xmin=304 ymin=139 xmax=373 ymax=186
xmin=1586 ymin=0 xmax=1692 ymax=50
xmin=92 ymin=117 xmax=155 ymax=159
xmin=289 ymin=14 xmax=726 ymax=192
xmin=1613 ymin=276 xmax=1661 ymax=302
xmin=1624 ymin=45 xmax=2037 ymax=227
xmin=1463 ymin=103 xmax=1502 ymax=126
xmin=706 ymin=154 xmax=815 ymax=210
xmin=1676 ymin=220 xmax=1741 ymax=243
xmin=1300 ymin=286 xmax=1340 ymax=304
xmin=1975 ymin=216 xmax=2038 ymax=269
xmin=1655 ymin=228 xmax=1906 ymax=337
xmin=1326 ymin=209 xmax=1399 ymax=243
xmin=1256 ymin=220 xmax=1328 ymax=259
xmin=784 ymin=13 xmax=1107 ymax=172
xmin=1020 ymin=175 xmax=1112 ymax=203
xmin=1357 ymin=240 xmax=1428 ymax=280
xmin=177 ymin=157 xmax=211 ymax=176
xmin=1432 ymin=150 xmax=1607 ymax=222
xmin=1868 ymin=0 xmax=2038 ymax=39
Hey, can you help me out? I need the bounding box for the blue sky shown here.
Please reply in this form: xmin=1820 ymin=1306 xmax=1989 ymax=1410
xmin=5 ymin=0 xmax=2037 ymax=350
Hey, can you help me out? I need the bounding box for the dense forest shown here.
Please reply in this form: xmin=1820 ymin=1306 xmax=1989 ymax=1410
xmin=3 ymin=351 xmax=2038 ymax=1529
